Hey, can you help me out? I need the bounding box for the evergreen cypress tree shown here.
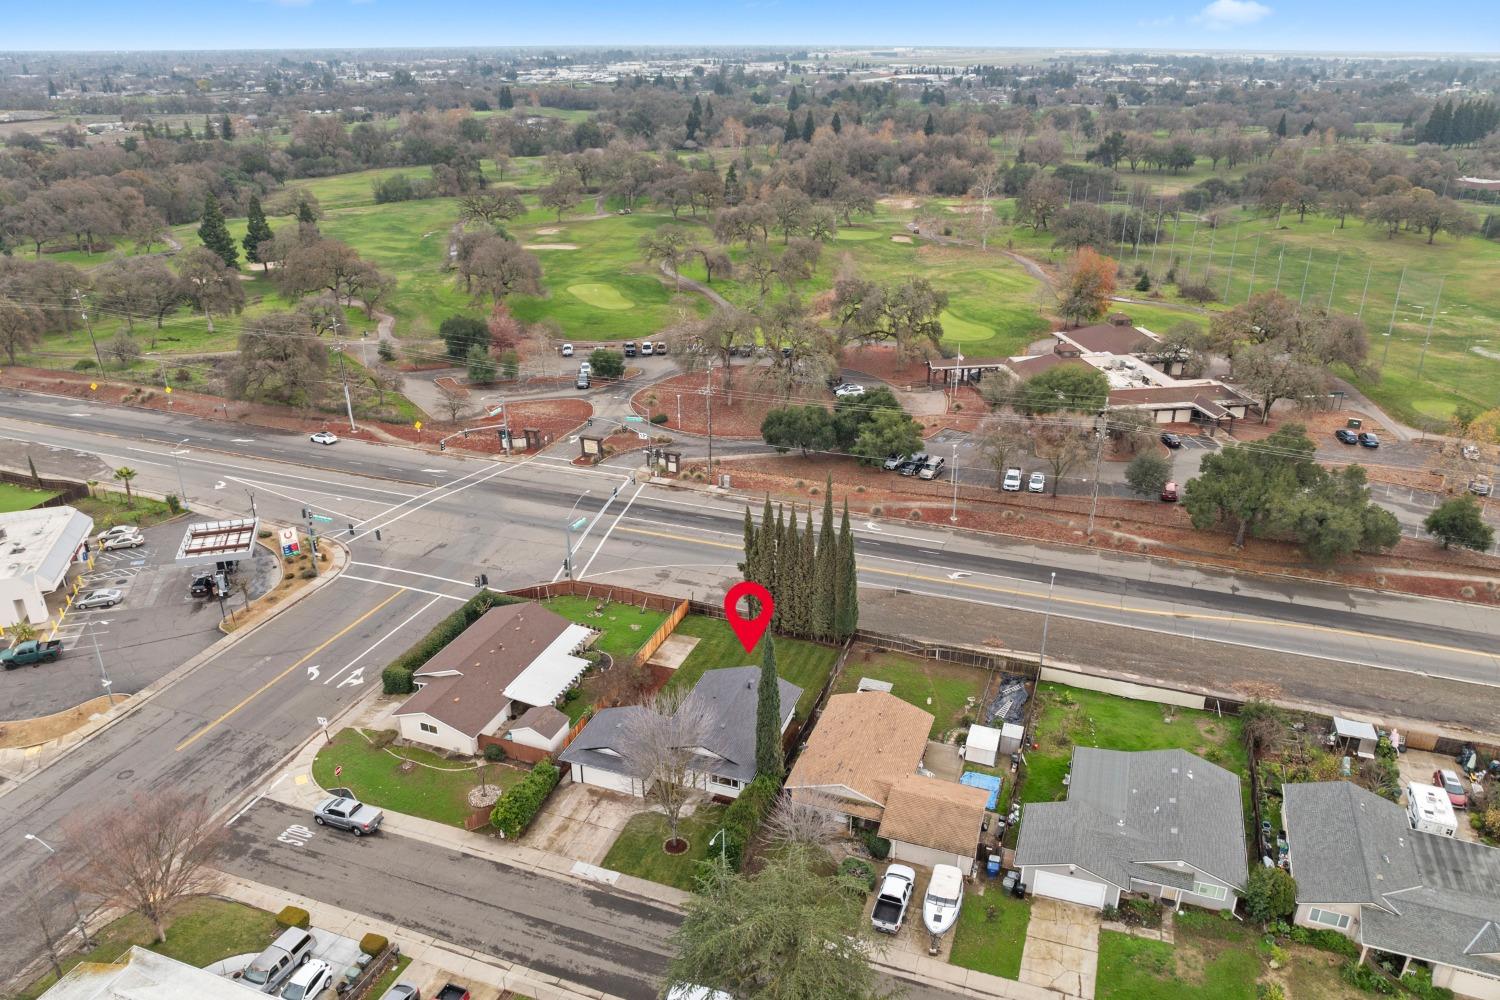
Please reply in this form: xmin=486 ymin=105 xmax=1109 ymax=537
xmin=836 ymin=500 xmax=858 ymax=639
xmin=242 ymin=195 xmax=274 ymax=272
xmin=784 ymin=112 xmax=799 ymax=143
xmin=703 ymin=96 xmax=714 ymax=124
xmin=811 ymin=478 xmax=837 ymax=641
xmin=788 ymin=86 xmax=802 ymax=112
xmin=297 ymin=199 xmax=317 ymax=225
xmin=754 ymin=636 xmax=784 ymax=778
xmin=831 ymin=111 xmax=842 ymax=135
xmin=1275 ymin=112 xmax=1288 ymax=138
xmin=498 ymin=85 xmax=514 ymax=109
xmin=780 ymin=507 xmax=801 ymax=636
xmin=769 ymin=505 xmax=786 ymax=631
xmin=923 ymin=112 xmax=935 ymax=137
xmin=197 ymin=192 xmax=238 ymax=269
xmin=686 ymin=95 xmax=703 ymax=140
xmin=801 ymin=111 xmax=814 ymax=142
xmin=799 ymin=509 xmax=816 ymax=639
xmin=724 ymin=163 xmax=742 ymax=205
xmin=220 ymin=113 xmax=234 ymax=140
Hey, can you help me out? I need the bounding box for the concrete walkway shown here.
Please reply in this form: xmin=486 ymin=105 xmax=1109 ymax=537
xmin=1018 ymin=899 xmax=1100 ymax=999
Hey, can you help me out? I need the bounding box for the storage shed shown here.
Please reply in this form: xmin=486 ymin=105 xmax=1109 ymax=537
xmin=1331 ymin=716 xmax=1379 ymax=760
xmin=964 ymin=724 xmax=1001 ymax=766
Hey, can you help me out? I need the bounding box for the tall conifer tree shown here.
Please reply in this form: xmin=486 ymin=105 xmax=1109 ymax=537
xmin=755 ymin=637 xmax=783 ymax=778
xmin=197 ymin=192 xmax=238 ymax=269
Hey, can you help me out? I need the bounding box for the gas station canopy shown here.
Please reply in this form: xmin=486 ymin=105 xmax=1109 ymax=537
xmin=174 ymin=517 xmax=260 ymax=563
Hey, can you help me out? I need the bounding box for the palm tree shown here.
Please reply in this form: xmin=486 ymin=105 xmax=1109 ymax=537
xmin=113 ymin=466 xmax=137 ymax=507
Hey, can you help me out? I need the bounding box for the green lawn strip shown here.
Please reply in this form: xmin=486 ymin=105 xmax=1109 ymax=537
xmin=1097 ymin=916 xmax=1261 ymax=1000
xmin=541 ymin=596 xmax=668 ymax=662
xmin=949 ymin=890 xmax=1030 ymax=980
xmin=601 ymin=804 xmax=727 ymax=892
xmin=666 ymin=616 xmax=838 ymax=720
xmin=363 ymin=953 xmax=413 ymax=998
xmin=833 ymin=649 xmax=985 ymax=739
xmin=312 ymin=728 xmax=524 ymax=827
xmin=0 ymin=482 xmax=60 ymax=512
xmin=74 ymin=492 xmax=178 ymax=531
xmin=16 ymin=897 xmax=278 ymax=1000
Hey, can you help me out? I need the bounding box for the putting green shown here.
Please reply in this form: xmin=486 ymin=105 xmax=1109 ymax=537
xmin=834 ymin=228 xmax=883 ymax=241
xmin=567 ymin=282 xmax=633 ymax=310
xmin=939 ymin=310 xmax=996 ymax=344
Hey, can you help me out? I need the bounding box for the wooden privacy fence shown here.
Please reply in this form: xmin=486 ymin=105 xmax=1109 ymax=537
xmin=506 ymin=580 xmax=684 ymax=613
xmin=0 ymin=469 xmax=89 ymax=507
xmin=630 ymin=599 xmax=690 ymax=669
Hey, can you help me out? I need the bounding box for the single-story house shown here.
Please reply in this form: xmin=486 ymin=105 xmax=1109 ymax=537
xmin=560 ymin=666 xmax=801 ymax=799
xmin=1015 ymin=748 xmax=1248 ymax=911
xmin=787 ymin=691 xmax=989 ymax=874
xmin=393 ymin=603 xmax=594 ymax=756
xmin=0 ymin=506 xmax=94 ymax=628
xmin=39 ymin=945 xmax=262 ymax=999
xmin=1283 ymin=781 xmax=1500 ymax=1000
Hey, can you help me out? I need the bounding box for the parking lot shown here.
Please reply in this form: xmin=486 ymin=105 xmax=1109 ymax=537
xmin=1 ymin=518 xmax=279 ymax=720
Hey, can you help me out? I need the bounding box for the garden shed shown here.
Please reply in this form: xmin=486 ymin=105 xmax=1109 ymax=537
xmin=964 ymin=724 xmax=1001 ymax=766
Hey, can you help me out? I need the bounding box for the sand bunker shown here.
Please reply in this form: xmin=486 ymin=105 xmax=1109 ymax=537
xmin=535 ymin=227 xmax=562 ymax=235
xmin=890 ymin=235 xmax=914 ymax=243
xmin=879 ymin=196 xmax=919 ymax=210
xmin=524 ymin=243 xmax=579 ymax=250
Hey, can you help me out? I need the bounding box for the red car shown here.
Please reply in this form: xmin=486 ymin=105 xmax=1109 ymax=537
xmin=1434 ymin=769 xmax=1468 ymax=809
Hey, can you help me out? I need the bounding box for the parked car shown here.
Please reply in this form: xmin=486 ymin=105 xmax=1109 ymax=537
xmin=1359 ymin=432 xmax=1380 ymax=448
xmin=1334 ymin=428 xmax=1360 ymax=445
xmin=578 ymin=361 xmax=592 ymax=376
xmin=435 ymin=986 xmax=472 ymax=1000
xmin=99 ymin=525 xmax=141 ymax=542
xmin=833 ymin=383 xmax=866 ymax=397
xmin=74 ymin=588 xmax=123 ymax=610
xmin=310 ymin=431 xmax=338 ymax=446
xmin=883 ymin=454 xmax=908 ymax=472
xmin=1462 ymin=444 xmax=1480 ymax=461
xmin=922 ymin=864 xmax=964 ymax=937
xmin=623 ymin=341 xmax=637 ymax=357
xmin=898 ymin=452 xmax=929 ymax=476
xmin=239 ymin=927 xmax=314 ymax=994
xmin=560 ymin=343 xmax=574 ymax=357
xmin=313 ymin=792 xmax=384 ymax=835
xmin=575 ymin=374 xmax=590 ymax=390
xmin=377 ymin=986 xmax=422 ymax=1000
xmin=1160 ymin=432 xmax=1183 ymax=449
xmin=190 ymin=574 xmax=217 ymax=598
xmin=101 ymin=528 xmax=145 ymax=550
xmin=279 ymin=959 xmax=333 ymax=1000
xmin=1 ymin=639 xmax=64 ymax=670
xmin=1471 ymin=475 xmax=1493 ymax=497
xmin=917 ymin=456 xmax=946 ymax=480
xmin=640 ymin=341 xmax=654 ymax=356
xmin=1028 ymin=471 xmax=1046 ymax=493
xmin=654 ymin=341 xmax=667 ymax=355
xmin=1002 ymin=467 xmax=1023 ymax=492
xmin=1160 ymin=481 xmax=1179 ymax=502
xmin=1434 ymin=769 xmax=1468 ymax=809
xmin=871 ymin=864 xmax=916 ymax=934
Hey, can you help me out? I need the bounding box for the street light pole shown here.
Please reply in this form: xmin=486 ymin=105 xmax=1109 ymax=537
xmin=1037 ymin=571 xmax=1057 ymax=672
xmin=171 ymin=438 xmax=190 ymax=505
xmin=1084 ymin=413 xmax=1107 ymax=537
xmin=709 ymin=828 xmax=727 ymax=866
xmin=24 ymin=834 xmax=93 ymax=947
xmin=562 ymin=491 xmax=591 ymax=580
xmin=950 ymin=443 xmax=960 ymax=523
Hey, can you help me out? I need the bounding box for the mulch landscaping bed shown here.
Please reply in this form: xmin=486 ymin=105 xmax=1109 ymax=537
xmin=0 ymin=367 xmax=591 ymax=458
xmin=694 ymin=452 xmax=1500 ymax=605
xmin=631 ymin=367 xmax=797 ymax=439
xmin=841 ymin=344 xmax=934 ymax=389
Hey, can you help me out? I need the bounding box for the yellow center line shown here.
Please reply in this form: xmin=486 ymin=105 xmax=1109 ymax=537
xmin=614 ymin=525 xmax=1494 ymax=662
xmin=174 ymin=589 xmax=406 ymax=752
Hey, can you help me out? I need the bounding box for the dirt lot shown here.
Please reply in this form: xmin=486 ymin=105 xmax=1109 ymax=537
xmin=631 ymin=367 xmax=797 ymax=438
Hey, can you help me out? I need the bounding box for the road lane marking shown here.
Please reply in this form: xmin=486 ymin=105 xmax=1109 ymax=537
xmin=174 ymin=589 xmax=406 ymax=752
xmin=323 ymin=594 xmax=445 ymax=686
xmin=580 ymin=482 xmax=646 ymax=579
xmin=349 ymin=454 xmax=545 ymax=541
xmin=610 ymin=525 xmax=1500 ymax=665
xmin=336 ymin=574 xmax=466 ymax=600
xmin=348 ymin=563 xmax=474 ymax=587
xmin=223 ymin=476 xmax=365 ymax=521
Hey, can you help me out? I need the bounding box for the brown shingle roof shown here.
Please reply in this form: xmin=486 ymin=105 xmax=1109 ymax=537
xmin=508 ymin=704 xmax=569 ymax=739
xmin=879 ymin=775 xmax=990 ymax=858
xmin=1007 ymin=354 xmax=1090 ymax=379
xmin=394 ymin=603 xmax=575 ymax=737
xmin=1056 ymin=323 xmax=1158 ymax=355
xmin=785 ymin=692 xmax=933 ymax=820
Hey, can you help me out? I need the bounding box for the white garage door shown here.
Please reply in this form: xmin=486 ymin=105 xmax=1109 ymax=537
xmin=576 ymin=765 xmax=638 ymax=796
xmin=1032 ymin=870 xmax=1108 ymax=908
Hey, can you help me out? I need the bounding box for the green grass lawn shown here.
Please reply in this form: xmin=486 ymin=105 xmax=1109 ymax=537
xmin=950 ymin=890 xmax=1030 ymax=980
xmin=601 ymin=804 xmax=727 ymax=891
xmin=16 ymin=897 xmax=277 ymax=1000
xmin=312 ymin=728 xmax=525 ymax=827
xmin=666 ymin=616 xmax=838 ymax=720
xmin=1020 ymin=684 xmax=1248 ymax=812
xmin=363 ymin=954 xmax=413 ymax=999
xmin=833 ymin=649 xmax=986 ymax=739
xmin=542 ymin=596 xmax=668 ymax=663
xmin=0 ymin=482 xmax=59 ymax=512
xmin=74 ymin=492 xmax=178 ymax=530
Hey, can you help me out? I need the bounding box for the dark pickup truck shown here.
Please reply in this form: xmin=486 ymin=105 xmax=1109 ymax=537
xmin=436 ymin=985 xmax=472 ymax=1000
xmin=1 ymin=639 xmax=63 ymax=670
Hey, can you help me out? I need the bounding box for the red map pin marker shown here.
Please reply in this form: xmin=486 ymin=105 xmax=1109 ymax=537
xmin=724 ymin=580 xmax=774 ymax=654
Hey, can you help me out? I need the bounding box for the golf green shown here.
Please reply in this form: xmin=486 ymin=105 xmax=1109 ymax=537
xmin=939 ymin=310 xmax=997 ymax=343
xmin=834 ymin=228 xmax=884 ymax=241
xmin=567 ymin=283 xmax=633 ymax=310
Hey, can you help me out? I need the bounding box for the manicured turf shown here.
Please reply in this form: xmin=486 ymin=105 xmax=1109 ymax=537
xmin=15 ymin=897 xmax=278 ymax=1000
xmin=312 ymin=728 xmax=524 ymax=828
xmin=1096 ymin=912 xmax=1261 ymax=1000
xmin=833 ymin=649 xmax=986 ymax=739
xmin=601 ymin=804 xmax=727 ymax=891
xmin=950 ymin=890 xmax=1031 ymax=980
xmin=0 ymin=482 xmax=59 ymax=512
xmin=541 ymin=596 xmax=668 ymax=663
xmin=666 ymin=616 xmax=838 ymax=720
xmin=567 ymin=282 xmax=634 ymax=310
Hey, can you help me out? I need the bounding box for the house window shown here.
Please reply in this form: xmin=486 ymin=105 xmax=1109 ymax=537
xmin=418 ymin=722 xmax=438 ymax=735
xmin=1191 ymin=881 xmax=1228 ymax=901
xmin=1308 ymin=908 xmax=1351 ymax=930
xmin=709 ymin=774 xmax=743 ymax=790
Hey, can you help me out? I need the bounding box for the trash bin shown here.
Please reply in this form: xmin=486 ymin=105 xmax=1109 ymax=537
xmin=1346 ymin=417 xmax=1363 ymax=429
xmin=987 ymin=854 xmax=1001 ymax=878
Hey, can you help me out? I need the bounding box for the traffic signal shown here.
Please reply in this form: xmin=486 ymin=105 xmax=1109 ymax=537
xmin=300 ymin=507 xmax=310 ymax=519
xmin=438 ymin=441 xmax=446 ymax=451
xmin=375 ymin=529 xmax=383 ymax=541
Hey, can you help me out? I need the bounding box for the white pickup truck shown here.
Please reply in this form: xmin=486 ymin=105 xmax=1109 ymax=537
xmin=870 ymin=864 xmax=916 ymax=934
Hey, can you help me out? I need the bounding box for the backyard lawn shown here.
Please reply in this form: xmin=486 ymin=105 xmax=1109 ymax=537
xmin=312 ymin=727 xmax=525 ymax=827
xmin=1021 ymin=684 xmax=1248 ymax=807
xmin=666 ymin=616 xmax=839 ymax=720
xmin=833 ymin=648 xmax=987 ymax=739
xmin=16 ymin=897 xmax=277 ymax=1000
xmin=542 ymin=596 xmax=668 ymax=663
xmin=949 ymin=890 xmax=1030 ymax=980
xmin=0 ymin=482 xmax=59 ymax=513
xmin=602 ymin=804 xmax=728 ymax=892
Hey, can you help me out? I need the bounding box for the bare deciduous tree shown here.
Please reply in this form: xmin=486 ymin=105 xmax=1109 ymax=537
xmin=622 ymin=687 xmax=713 ymax=849
xmin=61 ymin=790 xmax=225 ymax=943
xmin=765 ymin=790 xmax=846 ymax=851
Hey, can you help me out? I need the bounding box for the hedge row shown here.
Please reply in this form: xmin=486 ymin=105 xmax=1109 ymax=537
xmin=717 ymin=774 xmax=780 ymax=870
xmin=491 ymin=759 xmax=561 ymax=838
xmin=382 ymin=591 xmax=521 ymax=694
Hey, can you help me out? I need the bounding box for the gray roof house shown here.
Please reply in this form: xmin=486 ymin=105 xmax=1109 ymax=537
xmin=560 ymin=667 xmax=801 ymax=800
xmin=1015 ymin=748 xmax=1248 ymax=911
xmin=1284 ymin=781 xmax=1500 ymax=999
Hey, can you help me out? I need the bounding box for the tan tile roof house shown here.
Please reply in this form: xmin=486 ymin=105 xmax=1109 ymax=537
xmin=879 ymin=774 xmax=990 ymax=859
xmin=785 ymin=691 xmax=933 ymax=822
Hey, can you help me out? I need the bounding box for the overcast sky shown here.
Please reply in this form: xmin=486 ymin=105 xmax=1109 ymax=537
xmin=8 ymin=0 xmax=1499 ymax=53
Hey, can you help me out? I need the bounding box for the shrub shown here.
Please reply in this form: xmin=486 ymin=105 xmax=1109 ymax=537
xmin=73 ymin=359 xmax=97 ymax=370
xmin=276 ymin=906 xmax=310 ymax=929
xmin=650 ymin=412 xmax=669 ymax=424
xmin=483 ymin=743 xmax=506 ymax=762
xmin=257 ymin=529 xmax=273 ymax=539
xmin=377 ymin=341 xmax=396 ymax=362
xmin=1340 ymin=959 xmax=1397 ymax=995
xmin=165 ymin=494 xmax=182 ymax=514
xmin=1244 ymin=866 xmax=1297 ymax=923
xmin=861 ymin=830 xmax=891 ymax=860
xmin=1257 ymin=984 xmax=1286 ymax=1000
xmin=300 ymin=569 xmax=316 ymax=579
xmin=839 ymin=857 xmax=877 ymax=892
xmin=1178 ymin=282 xmax=1219 ymax=304
xmin=1305 ymin=927 xmax=1360 ymax=957
xmin=358 ymin=932 xmax=388 ymax=957
xmin=1400 ymin=965 xmax=1455 ymax=1000
xmin=381 ymin=663 xmax=416 ymax=695
xmin=490 ymin=759 xmax=561 ymax=838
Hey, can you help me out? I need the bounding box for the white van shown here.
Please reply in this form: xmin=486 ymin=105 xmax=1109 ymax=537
xmin=1407 ymin=782 xmax=1457 ymax=838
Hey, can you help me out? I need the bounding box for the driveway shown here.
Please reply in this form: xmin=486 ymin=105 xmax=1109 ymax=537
xmin=525 ymin=780 xmax=640 ymax=864
xmin=1398 ymin=748 xmax=1483 ymax=843
xmin=1019 ymin=897 xmax=1099 ymax=999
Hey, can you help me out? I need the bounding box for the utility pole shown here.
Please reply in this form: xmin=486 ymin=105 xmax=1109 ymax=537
xmin=74 ymin=291 xmax=105 ymax=372
xmin=704 ymin=365 xmax=715 ymax=478
xmin=336 ymin=349 xmax=357 ymax=432
xmin=1414 ymin=277 xmax=1445 ymax=382
xmin=950 ymin=443 xmax=960 ymax=523
xmin=24 ymin=835 xmax=93 ymax=949
xmin=1037 ymin=571 xmax=1057 ymax=671
xmin=1084 ymin=413 xmax=1108 ymax=537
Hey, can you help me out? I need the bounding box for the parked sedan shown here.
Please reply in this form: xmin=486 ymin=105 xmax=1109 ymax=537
xmin=74 ymin=588 xmax=123 ymax=610
xmin=882 ymin=454 xmax=908 ymax=472
xmin=833 ymin=383 xmax=866 ymax=397
xmin=100 ymin=529 xmax=145 ymax=551
xmin=1028 ymin=471 xmax=1046 ymax=493
xmin=309 ymin=431 xmax=338 ymax=445
xmin=377 ymin=986 xmax=422 ymax=1000
xmin=1358 ymin=432 xmax=1380 ymax=449
xmin=1334 ymin=428 xmax=1360 ymax=445
xmin=1160 ymin=432 xmax=1183 ymax=449
xmin=560 ymin=343 xmax=574 ymax=357
xmin=1434 ymin=769 xmax=1468 ymax=809
xmin=98 ymin=525 xmax=140 ymax=542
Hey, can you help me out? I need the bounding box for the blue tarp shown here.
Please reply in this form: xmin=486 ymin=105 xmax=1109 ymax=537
xmin=960 ymin=770 xmax=1002 ymax=811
